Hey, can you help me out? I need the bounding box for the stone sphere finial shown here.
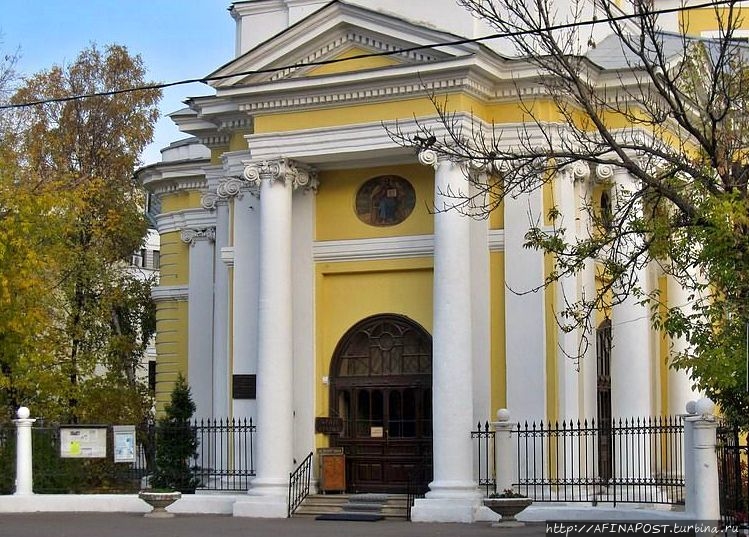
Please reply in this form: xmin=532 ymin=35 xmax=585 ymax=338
xmin=496 ymin=408 xmax=511 ymax=422
xmin=685 ymin=400 xmax=697 ymax=415
xmin=694 ymin=397 xmax=715 ymax=416
xmin=17 ymin=407 xmax=30 ymax=419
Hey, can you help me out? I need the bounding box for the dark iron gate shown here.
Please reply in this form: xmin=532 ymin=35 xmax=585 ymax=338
xmin=717 ymin=423 xmax=748 ymax=530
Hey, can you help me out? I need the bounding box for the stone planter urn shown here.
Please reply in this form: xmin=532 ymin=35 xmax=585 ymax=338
xmin=483 ymin=497 xmax=533 ymax=527
xmin=138 ymin=490 xmax=181 ymax=518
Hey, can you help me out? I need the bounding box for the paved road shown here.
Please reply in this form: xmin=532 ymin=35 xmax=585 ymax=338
xmin=0 ymin=513 xmax=547 ymax=537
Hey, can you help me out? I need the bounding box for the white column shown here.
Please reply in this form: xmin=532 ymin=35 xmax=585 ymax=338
xmin=212 ymin=201 xmax=231 ymax=419
xmin=607 ymin=165 xmax=652 ymax=421
xmin=667 ymin=276 xmax=701 ymax=416
xmin=231 ymin=182 xmax=260 ymax=421
xmin=555 ymin=163 xmax=591 ymax=420
xmin=504 ymin=183 xmax=547 ymax=423
xmin=555 ymin=164 xmax=592 ymax=486
xmin=578 ymin=170 xmax=598 ymax=423
xmin=234 ymin=158 xmax=315 ymax=519
xmin=202 ymin=172 xmax=237 ymax=420
xmin=411 ymin=151 xmax=480 ymax=523
xmin=604 ymin=165 xmax=653 ymax=490
xmin=181 ymin=227 xmax=216 ymax=420
xmin=14 ymin=407 xmax=35 ymax=496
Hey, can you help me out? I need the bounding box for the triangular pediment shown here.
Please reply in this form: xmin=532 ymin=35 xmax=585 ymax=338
xmin=208 ymin=1 xmax=478 ymax=89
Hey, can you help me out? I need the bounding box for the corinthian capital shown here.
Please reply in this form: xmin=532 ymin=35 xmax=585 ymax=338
xmin=181 ymin=227 xmax=216 ymax=246
xmin=243 ymin=158 xmax=318 ymax=192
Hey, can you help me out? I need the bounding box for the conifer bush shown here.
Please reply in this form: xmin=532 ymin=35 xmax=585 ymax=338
xmin=151 ymin=374 xmax=199 ymax=493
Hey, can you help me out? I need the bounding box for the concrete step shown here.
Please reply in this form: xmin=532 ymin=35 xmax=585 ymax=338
xmin=291 ymin=493 xmax=410 ymax=520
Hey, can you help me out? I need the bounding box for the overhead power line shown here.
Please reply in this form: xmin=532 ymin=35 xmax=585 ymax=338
xmin=0 ymin=0 xmax=742 ymax=110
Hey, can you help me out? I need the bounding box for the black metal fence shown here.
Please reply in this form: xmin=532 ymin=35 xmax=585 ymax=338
xmin=717 ymin=423 xmax=748 ymax=530
xmin=471 ymin=422 xmax=496 ymax=497
xmin=0 ymin=418 xmax=256 ymax=494
xmin=472 ymin=416 xmax=685 ymax=505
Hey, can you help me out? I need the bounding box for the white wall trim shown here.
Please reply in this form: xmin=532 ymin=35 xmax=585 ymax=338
xmin=488 ymin=229 xmax=504 ymax=252
xmin=152 ymin=285 xmax=189 ymax=302
xmin=313 ymin=230 xmax=505 ymax=262
xmin=221 ymin=246 xmax=236 ymax=267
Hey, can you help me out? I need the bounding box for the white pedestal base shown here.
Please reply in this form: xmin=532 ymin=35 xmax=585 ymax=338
xmin=232 ymin=495 xmax=288 ymax=518
xmin=410 ymin=497 xmax=486 ymax=523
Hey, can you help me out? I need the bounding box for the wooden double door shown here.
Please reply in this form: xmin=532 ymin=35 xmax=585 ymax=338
xmin=329 ymin=314 xmax=433 ymax=493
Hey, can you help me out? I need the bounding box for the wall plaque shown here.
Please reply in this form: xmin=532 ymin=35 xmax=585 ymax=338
xmin=355 ymin=175 xmax=416 ymax=226
xmin=315 ymin=417 xmax=344 ymax=435
xmin=233 ymin=374 xmax=257 ymax=399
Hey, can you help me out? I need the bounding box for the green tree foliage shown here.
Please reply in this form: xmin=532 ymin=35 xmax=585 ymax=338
xmin=152 ymin=374 xmax=199 ymax=493
xmin=0 ymin=44 xmax=160 ymax=424
xmin=391 ymin=0 xmax=749 ymax=425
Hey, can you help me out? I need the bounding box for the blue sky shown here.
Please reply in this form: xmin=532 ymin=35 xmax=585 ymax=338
xmin=1 ymin=0 xmax=236 ymax=165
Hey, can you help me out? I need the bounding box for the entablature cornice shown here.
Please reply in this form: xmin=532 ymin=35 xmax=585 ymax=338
xmin=243 ymin=115 xmax=556 ymax=165
xmin=142 ymin=173 xmax=209 ymax=197
xmin=157 ymin=208 xmax=217 ymax=235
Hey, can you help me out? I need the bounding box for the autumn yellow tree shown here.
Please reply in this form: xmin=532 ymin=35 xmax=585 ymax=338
xmin=4 ymin=44 xmax=161 ymax=423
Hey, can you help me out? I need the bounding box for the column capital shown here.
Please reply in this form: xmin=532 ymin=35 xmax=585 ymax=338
xmin=201 ymin=176 xmax=252 ymax=210
xmin=418 ymin=149 xmax=461 ymax=170
xmin=562 ymin=161 xmax=591 ymax=183
xmin=181 ymin=227 xmax=216 ymax=246
xmin=595 ymin=163 xmax=615 ymax=183
xmin=243 ymin=158 xmax=318 ymax=193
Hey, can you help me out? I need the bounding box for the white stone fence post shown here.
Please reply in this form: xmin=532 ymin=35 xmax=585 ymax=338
xmin=13 ymin=406 xmax=36 ymax=496
xmin=684 ymin=397 xmax=720 ymax=522
xmin=491 ymin=408 xmax=518 ymax=495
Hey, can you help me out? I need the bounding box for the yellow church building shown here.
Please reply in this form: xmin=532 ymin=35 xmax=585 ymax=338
xmin=137 ymin=0 xmax=739 ymax=522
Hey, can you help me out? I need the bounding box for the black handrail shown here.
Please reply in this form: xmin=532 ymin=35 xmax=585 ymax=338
xmin=287 ymin=451 xmax=314 ymax=517
xmin=406 ymin=465 xmax=428 ymax=521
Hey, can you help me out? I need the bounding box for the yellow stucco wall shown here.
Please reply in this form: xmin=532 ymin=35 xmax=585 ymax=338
xmin=155 ymin=300 xmax=189 ymax=412
xmin=316 ymin=164 xmax=433 ymax=241
xmin=306 ymin=47 xmax=399 ymax=77
xmin=160 ymin=190 xmax=204 ymax=213
xmin=659 ymin=274 xmax=670 ymax=414
xmin=253 ymin=95 xmax=539 ymax=134
xmin=680 ymin=7 xmax=749 ymax=35
xmin=153 ymin=193 xmax=193 ymax=413
xmin=490 ymin=251 xmax=506 ymax=412
xmin=159 ymin=231 xmax=189 ymax=287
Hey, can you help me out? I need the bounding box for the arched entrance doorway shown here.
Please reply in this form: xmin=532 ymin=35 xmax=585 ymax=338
xmin=329 ymin=314 xmax=433 ymax=493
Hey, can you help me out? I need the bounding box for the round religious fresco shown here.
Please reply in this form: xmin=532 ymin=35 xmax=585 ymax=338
xmin=355 ymin=175 xmax=416 ymax=227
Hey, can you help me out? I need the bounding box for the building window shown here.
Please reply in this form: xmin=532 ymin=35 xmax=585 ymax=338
xmin=148 ymin=361 xmax=156 ymax=394
xmin=600 ymin=191 xmax=613 ymax=230
xmin=152 ymin=250 xmax=160 ymax=270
